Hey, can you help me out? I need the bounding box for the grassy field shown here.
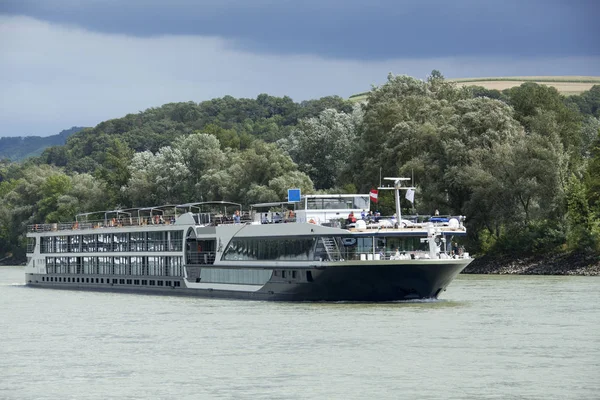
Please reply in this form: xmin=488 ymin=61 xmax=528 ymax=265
xmin=349 ymin=76 xmax=600 ymax=101
xmin=450 ymin=76 xmax=600 ymax=95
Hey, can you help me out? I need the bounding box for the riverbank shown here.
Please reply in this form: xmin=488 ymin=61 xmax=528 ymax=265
xmin=463 ymin=252 xmax=600 ymax=276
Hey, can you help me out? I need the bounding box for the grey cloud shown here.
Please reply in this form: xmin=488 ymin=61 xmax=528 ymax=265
xmin=1 ymin=0 xmax=599 ymax=60
xmin=1 ymin=16 xmax=599 ymax=137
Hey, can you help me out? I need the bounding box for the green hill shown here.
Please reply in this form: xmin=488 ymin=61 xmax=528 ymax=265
xmin=0 ymin=127 xmax=85 ymax=161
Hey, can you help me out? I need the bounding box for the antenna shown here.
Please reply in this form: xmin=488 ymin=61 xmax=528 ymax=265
xmin=378 ymin=177 xmax=414 ymax=224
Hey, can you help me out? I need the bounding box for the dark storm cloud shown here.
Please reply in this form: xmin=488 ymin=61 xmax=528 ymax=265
xmin=2 ymin=0 xmax=598 ymax=60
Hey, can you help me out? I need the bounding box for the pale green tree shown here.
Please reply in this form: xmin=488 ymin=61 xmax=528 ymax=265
xmin=281 ymin=105 xmax=363 ymax=189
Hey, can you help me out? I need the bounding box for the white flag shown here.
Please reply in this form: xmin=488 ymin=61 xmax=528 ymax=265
xmin=405 ymin=188 xmax=415 ymax=203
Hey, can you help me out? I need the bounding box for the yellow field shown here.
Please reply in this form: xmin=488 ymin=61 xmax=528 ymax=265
xmin=449 ymin=76 xmax=600 ymax=95
xmin=349 ymin=76 xmax=600 ymax=100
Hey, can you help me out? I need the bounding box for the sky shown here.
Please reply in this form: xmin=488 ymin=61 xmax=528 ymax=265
xmin=1 ymin=0 xmax=599 ymax=137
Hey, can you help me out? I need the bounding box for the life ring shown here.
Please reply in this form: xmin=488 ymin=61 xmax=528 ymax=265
xmin=309 ymin=218 xmax=316 ymax=224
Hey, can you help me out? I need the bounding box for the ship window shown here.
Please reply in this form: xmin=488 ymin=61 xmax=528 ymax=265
xmin=112 ymin=279 xmax=117 ymax=284
xmin=165 ymin=281 xmax=171 ymax=286
xmin=169 ymin=230 xmax=184 ymax=251
xmin=27 ymin=237 xmax=36 ymax=253
xmin=222 ymin=237 xmax=316 ymax=261
xmin=274 ymin=270 xmax=279 ymax=277
xmin=142 ymin=280 xmax=147 ymax=285
xmin=101 ymin=278 xmax=104 ymax=283
xmin=306 ymin=271 xmax=313 ymax=282
xmin=120 ymin=279 xmax=125 ymax=284
xmin=149 ymin=280 xmax=155 ymax=286
xmin=158 ymin=281 xmax=163 ymax=286
xmin=282 ymin=270 xmax=286 ymax=278
xmin=292 ymin=271 xmax=297 ymax=279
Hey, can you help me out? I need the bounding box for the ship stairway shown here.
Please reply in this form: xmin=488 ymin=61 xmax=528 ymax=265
xmin=321 ymin=237 xmax=343 ymax=261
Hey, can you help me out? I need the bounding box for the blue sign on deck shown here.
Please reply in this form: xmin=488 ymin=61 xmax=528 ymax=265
xmin=288 ymin=188 xmax=301 ymax=202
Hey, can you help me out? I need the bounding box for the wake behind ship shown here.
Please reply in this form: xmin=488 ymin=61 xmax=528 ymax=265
xmin=25 ymin=185 xmax=472 ymax=301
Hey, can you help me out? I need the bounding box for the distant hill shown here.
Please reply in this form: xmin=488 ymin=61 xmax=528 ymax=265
xmin=349 ymin=76 xmax=600 ymax=101
xmin=0 ymin=127 xmax=85 ymax=162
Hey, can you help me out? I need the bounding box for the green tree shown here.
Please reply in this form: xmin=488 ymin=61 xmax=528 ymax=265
xmin=281 ymin=105 xmax=363 ymax=189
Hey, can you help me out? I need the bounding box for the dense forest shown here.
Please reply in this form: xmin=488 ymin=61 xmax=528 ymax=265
xmin=1 ymin=72 xmax=599 ymax=263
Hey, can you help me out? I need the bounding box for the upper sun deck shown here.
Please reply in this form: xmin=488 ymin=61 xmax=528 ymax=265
xmin=26 ymin=195 xmax=467 ymax=236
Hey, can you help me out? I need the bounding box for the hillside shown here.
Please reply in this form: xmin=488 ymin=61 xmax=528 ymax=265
xmin=349 ymin=76 xmax=600 ymax=101
xmin=0 ymin=127 xmax=85 ymax=161
xmin=1 ymin=74 xmax=599 ymax=267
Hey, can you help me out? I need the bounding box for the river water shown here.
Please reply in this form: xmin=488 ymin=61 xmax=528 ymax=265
xmin=1 ymin=266 xmax=598 ymax=400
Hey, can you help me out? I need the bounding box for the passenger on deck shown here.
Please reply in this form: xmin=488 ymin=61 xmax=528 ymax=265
xmin=361 ymin=209 xmax=366 ymax=220
xmin=233 ymin=210 xmax=241 ymax=224
xmin=347 ymin=212 xmax=357 ymax=224
xmin=262 ymin=213 xmax=269 ymax=224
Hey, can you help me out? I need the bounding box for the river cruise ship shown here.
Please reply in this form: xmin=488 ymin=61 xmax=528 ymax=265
xmin=25 ymin=184 xmax=472 ymax=301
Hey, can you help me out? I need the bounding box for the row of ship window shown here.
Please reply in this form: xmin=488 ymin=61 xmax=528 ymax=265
xmin=41 ymin=276 xmax=182 ymax=287
xmin=223 ymin=237 xmax=320 ymax=261
xmin=45 ymin=256 xmax=184 ymax=277
xmin=37 ymin=231 xmax=184 ymax=253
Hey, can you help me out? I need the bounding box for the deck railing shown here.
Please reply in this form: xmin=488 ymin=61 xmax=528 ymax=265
xmin=27 ymin=213 xmax=465 ymax=233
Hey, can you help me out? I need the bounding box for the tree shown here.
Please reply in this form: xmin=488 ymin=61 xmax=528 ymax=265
xmin=281 ymin=105 xmax=363 ymax=189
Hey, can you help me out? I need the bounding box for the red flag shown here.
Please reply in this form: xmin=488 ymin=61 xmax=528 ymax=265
xmin=369 ymin=188 xmax=378 ymax=203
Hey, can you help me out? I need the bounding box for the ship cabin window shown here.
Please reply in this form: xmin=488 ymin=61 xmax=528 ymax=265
xmin=134 ymin=279 xmax=140 ymax=285
xmin=187 ymin=239 xmax=216 ymax=265
xmin=157 ymin=281 xmax=163 ymax=286
xmin=142 ymin=280 xmax=148 ymax=285
xmin=101 ymin=278 xmax=104 ymax=283
xmin=130 ymin=232 xmax=146 ymax=251
xmin=165 ymin=281 xmax=171 ymax=286
xmin=306 ymin=271 xmax=313 ymax=282
xmin=27 ymin=237 xmax=36 ymax=253
xmin=170 ymin=230 xmax=184 ymax=251
xmin=68 ymin=236 xmax=80 ymax=252
xmin=282 ymin=270 xmax=286 ymax=278
xmin=338 ymin=236 xmax=429 ymax=260
xmin=149 ymin=280 xmax=155 ymax=286
xmin=305 ymin=196 xmax=369 ymax=210
xmin=292 ymin=271 xmax=297 ymax=279
xmin=222 ymin=237 xmax=316 ymax=261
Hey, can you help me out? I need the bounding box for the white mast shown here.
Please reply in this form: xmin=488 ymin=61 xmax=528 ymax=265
xmin=378 ymin=177 xmax=414 ymax=225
